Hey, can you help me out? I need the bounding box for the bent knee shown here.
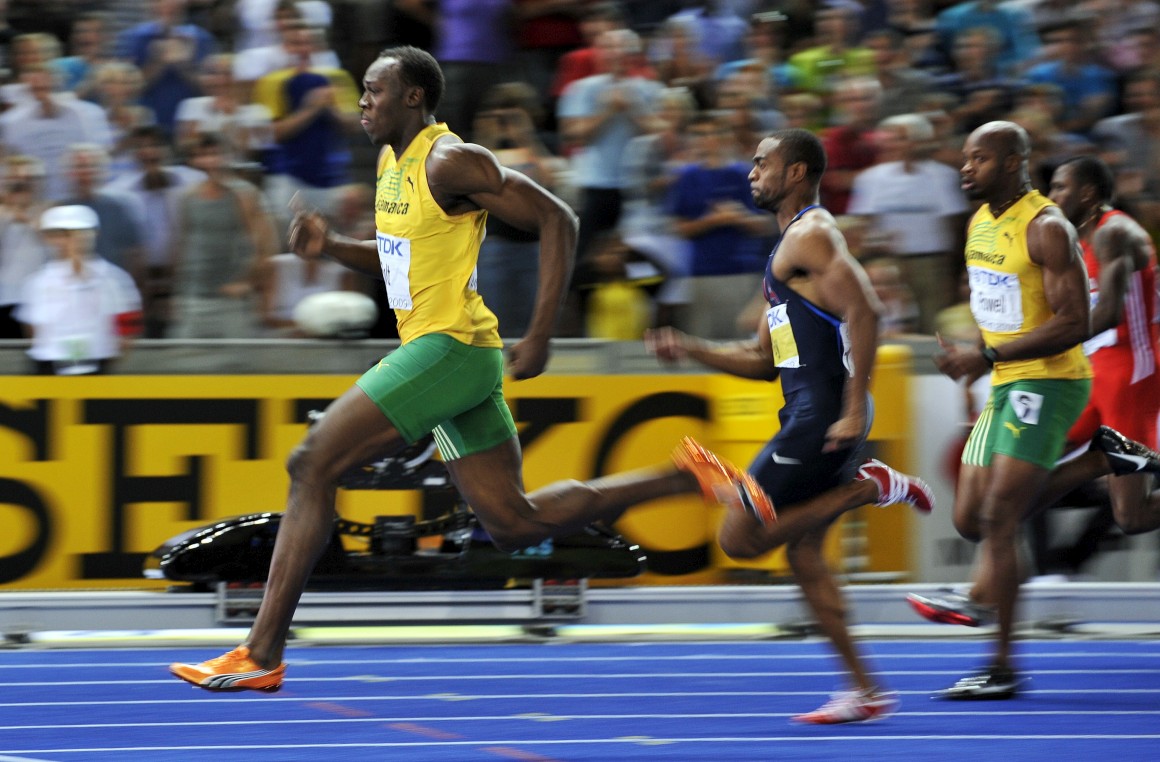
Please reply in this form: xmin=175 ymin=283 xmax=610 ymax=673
xmin=286 ymin=437 xmax=344 ymax=486
xmin=718 ymin=529 xmax=767 ymax=560
xmin=1113 ymin=509 xmax=1152 ymax=536
xmin=953 ymin=513 xmax=981 ymax=543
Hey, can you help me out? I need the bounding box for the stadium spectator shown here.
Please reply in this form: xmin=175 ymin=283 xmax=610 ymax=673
xmin=934 ymin=26 xmax=1021 ymax=135
xmin=1091 ymin=69 xmax=1160 ymax=232
xmin=847 ymin=113 xmax=969 ymax=332
xmin=666 ymin=110 xmax=774 ymax=339
xmin=649 ymin=15 xmax=714 ymax=107
xmin=251 ymin=19 xmax=361 ymax=227
xmin=0 ymin=32 xmax=59 ymax=109
xmin=0 ymin=155 xmax=49 ymax=339
xmin=56 ymin=143 xmax=144 ymax=283
xmin=819 ymin=76 xmax=881 ymax=214
xmin=511 ymin=0 xmax=584 ymax=120
xmin=557 ymin=27 xmax=661 ymax=331
xmin=175 ymin=53 xmax=273 ymax=163
xmin=115 ymin=0 xmax=217 ymax=136
xmin=865 ymin=27 xmax=935 ymax=119
xmin=1022 ymin=18 xmax=1116 ymax=137
xmin=472 ymin=82 xmax=566 ymax=338
xmin=550 ymin=2 xmax=641 ymax=106
xmin=716 ymin=66 xmax=786 ymax=161
xmin=90 ymin=61 xmax=156 ymax=186
xmin=104 ymin=125 xmax=205 ymax=338
xmin=56 ymin=12 xmax=112 ymax=100
xmin=15 ymin=204 xmax=142 ymax=375
xmin=0 ymin=64 xmax=113 ymax=202
xmin=787 ymin=5 xmax=875 ymax=98
xmin=430 ymin=0 xmax=517 ymax=141
xmin=168 ymin=133 xmax=269 ymax=339
xmin=618 ymin=85 xmax=696 ymax=328
xmin=933 ymin=0 xmax=1040 ymax=76
xmin=713 ymin=10 xmax=800 ymax=96
xmin=232 ymin=0 xmax=341 ymax=100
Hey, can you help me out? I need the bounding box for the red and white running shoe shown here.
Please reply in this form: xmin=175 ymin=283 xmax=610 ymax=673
xmin=856 ymin=458 xmax=934 ymax=513
xmin=792 ymin=689 xmax=900 ymax=724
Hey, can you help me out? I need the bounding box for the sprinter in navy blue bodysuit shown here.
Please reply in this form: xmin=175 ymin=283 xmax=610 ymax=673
xmin=646 ymin=129 xmax=934 ymax=724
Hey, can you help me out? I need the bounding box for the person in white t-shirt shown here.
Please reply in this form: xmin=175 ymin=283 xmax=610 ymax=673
xmin=15 ymin=205 xmax=142 ymax=375
xmin=846 ymin=112 xmax=970 ymax=333
xmin=174 ymin=53 xmax=273 ymax=162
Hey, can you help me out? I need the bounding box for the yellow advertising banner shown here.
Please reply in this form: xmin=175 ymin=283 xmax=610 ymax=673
xmin=0 ymin=350 xmax=911 ymax=590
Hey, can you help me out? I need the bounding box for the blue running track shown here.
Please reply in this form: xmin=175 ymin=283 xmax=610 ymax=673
xmin=0 ymin=638 xmax=1157 ymax=761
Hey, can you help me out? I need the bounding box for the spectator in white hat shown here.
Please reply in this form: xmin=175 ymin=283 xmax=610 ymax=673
xmin=14 ymin=204 xmax=142 ymax=375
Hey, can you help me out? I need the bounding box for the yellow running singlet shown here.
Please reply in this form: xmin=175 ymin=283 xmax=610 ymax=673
xmin=965 ymin=190 xmax=1090 ymax=384
xmin=374 ymin=123 xmax=502 ymax=347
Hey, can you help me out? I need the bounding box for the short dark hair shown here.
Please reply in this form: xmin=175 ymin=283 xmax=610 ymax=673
xmin=770 ymin=128 xmax=827 ymax=182
xmin=131 ymin=123 xmax=167 ymax=145
xmin=1059 ymin=155 xmax=1115 ymax=204
xmin=377 ymin=45 xmax=445 ymax=112
xmin=195 ymin=131 xmax=226 ymax=151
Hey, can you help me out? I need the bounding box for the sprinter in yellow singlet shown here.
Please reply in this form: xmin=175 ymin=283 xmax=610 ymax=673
xmin=170 ymin=44 xmax=782 ymax=692
xmin=920 ymin=121 xmax=1092 ymax=700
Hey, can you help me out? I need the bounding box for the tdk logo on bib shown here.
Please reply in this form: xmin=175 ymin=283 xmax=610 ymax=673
xmin=974 ymin=271 xmax=1017 ymax=288
xmin=376 ymin=232 xmax=414 ymax=310
xmin=378 ymin=236 xmax=407 ymax=258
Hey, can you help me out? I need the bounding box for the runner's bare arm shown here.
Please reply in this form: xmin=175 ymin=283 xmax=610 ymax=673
xmin=1089 ymin=216 xmax=1151 ymax=335
xmin=788 ymin=219 xmax=882 ymax=450
xmin=429 ymin=142 xmax=578 ymax=379
xmin=288 ymin=195 xmax=382 ymax=279
xmin=645 ymin=322 xmax=778 ymax=381
xmin=992 ymin=209 xmax=1090 ymax=362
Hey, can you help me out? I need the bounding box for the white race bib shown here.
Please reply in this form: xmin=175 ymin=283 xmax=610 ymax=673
xmin=968 ymin=265 xmax=1024 ymax=332
xmin=376 ymin=232 xmax=413 ymax=310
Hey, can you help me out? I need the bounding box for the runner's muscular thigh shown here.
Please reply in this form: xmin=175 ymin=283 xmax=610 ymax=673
xmin=443 ymin=437 xmax=532 ymax=522
xmin=294 ymin=385 xmax=409 ymax=482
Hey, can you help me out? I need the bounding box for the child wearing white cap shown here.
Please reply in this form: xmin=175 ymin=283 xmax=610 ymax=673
xmin=14 ymin=204 xmax=143 ymax=374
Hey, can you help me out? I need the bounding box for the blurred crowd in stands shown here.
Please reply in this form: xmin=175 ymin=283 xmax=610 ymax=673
xmin=2 ymin=0 xmax=1160 ymax=371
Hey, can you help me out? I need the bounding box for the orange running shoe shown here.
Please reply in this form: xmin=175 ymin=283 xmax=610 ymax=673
xmin=672 ymin=436 xmax=776 ymax=524
xmin=170 ymin=646 xmax=285 ymax=692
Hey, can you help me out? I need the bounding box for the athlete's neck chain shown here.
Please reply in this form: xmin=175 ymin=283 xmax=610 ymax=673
xmin=990 ymin=186 xmax=1031 ymax=218
xmin=1078 ymin=204 xmax=1109 ymax=238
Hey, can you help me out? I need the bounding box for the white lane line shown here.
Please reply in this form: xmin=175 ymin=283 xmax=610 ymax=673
xmin=4 ymin=736 xmax=1160 ymax=754
xmin=3 ymin=709 xmax=1160 ymax=731
xmin=2 ymin=668 xmax=1157 ymax=687
xmin=2 ymin=651 xmax=1155 ymax=669
xmin=7 ymin=639 xmax=1159 ymax=654
xmin=3 ymin=687 xmax=1160 ymax=708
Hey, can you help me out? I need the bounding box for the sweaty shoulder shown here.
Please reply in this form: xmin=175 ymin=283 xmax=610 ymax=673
xmin=782 ymin=208 xmax=843 ymax=263
xmin=426 ymin=139 xmax=503 ymax=199
xmin=1026 ymin=204 xmax=1078 ymax=266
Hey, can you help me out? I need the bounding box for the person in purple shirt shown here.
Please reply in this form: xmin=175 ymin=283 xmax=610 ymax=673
xmin=432 ymin=0 xmax=515 ymax=141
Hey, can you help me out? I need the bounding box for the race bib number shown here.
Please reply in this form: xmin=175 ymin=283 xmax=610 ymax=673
xmin=1010 ymin=389 xmax=1043 ymax=425
xmin=767 ymin=304 xmax=801 ymax=368
xmin=376 ymin=232 xmax=413 ymax=310
xmin=968 ymin=265 xmax=1023 ymax=332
